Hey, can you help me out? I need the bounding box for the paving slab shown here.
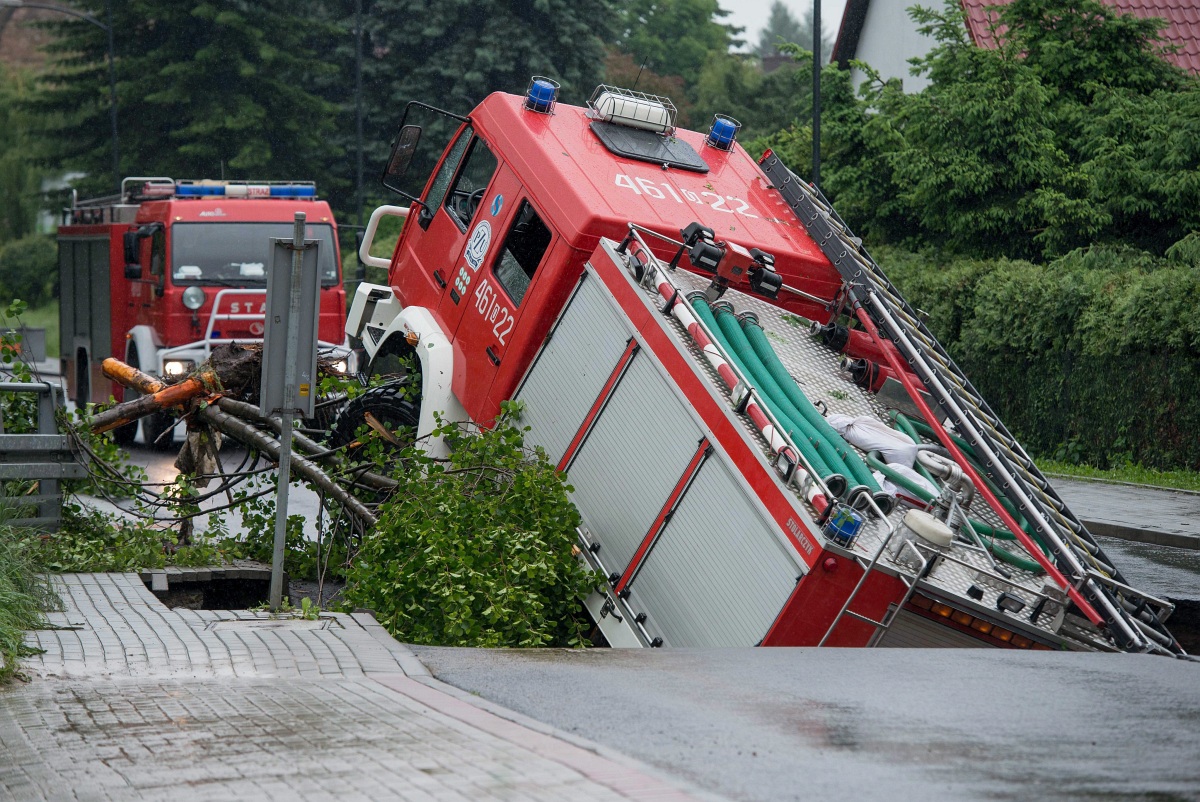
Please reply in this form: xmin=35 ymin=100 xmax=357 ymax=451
xmin=2 ymin=575 xmax=712 ymax=801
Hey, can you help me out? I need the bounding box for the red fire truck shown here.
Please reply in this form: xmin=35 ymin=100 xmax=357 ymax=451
xmin=345 ymin=81 xmax=1181 ymax=654
xmin=58 ymin=178 xmax=352 ymax=447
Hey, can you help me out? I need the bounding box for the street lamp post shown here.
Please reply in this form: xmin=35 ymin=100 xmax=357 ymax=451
xmin=2 ymin=0 xmax=119 ymax=193
xmin=812 ymin=0 xmax=821 ymax=187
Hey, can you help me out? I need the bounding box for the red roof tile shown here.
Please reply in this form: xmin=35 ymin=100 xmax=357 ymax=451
xmin=961 ymin=0 xmax=1200 ymax=75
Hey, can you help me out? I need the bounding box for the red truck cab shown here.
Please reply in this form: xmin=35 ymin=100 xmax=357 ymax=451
xmin=349 ymin=85 xmax=842 ymax=441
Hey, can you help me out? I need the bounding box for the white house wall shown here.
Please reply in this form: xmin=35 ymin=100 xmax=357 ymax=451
xmin=848 ymin=3 xmax=937 ymax=93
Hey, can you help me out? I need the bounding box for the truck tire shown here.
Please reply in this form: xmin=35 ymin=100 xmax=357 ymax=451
xmin=329 ymin=381 xmax=419 ymax=450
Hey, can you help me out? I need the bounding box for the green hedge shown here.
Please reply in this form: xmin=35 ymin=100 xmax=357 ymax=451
xmin=878 ymin=234 xmax=1200 ymax=469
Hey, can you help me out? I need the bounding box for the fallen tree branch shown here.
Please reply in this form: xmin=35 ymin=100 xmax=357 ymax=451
xmin=213 ymin=397 xmax=397 ymax=492
xmin=195 ymin=402 xmax=378 ymax=528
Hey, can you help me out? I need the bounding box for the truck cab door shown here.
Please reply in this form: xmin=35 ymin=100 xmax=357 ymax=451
xmin=449 ymin=195 xmax=557 ymax=417
xmin=436 ymin=162 xmax=521 ymax=329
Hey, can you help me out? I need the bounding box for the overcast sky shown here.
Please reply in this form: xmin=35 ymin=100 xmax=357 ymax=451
xmin=721 ymin=0 xmax=850 ymax=53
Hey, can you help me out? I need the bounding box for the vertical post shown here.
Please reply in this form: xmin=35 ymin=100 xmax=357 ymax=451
xmin=355 ymin=0 xmax=364 ymax=230
xmin=812 ymin=0 xmax=821 ymax=187
xmin=269 ymin=212 xmax=307 ymax=610
xmin=355 ymin=0 xmax=366 ymax=283
xmin=105 ymin=0 xmax=119 ymax=193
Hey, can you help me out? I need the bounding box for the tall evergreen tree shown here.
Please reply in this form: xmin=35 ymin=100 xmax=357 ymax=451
xmin=755 ymin=1 xmax=829 ymax=59
xmin=32 ymin=1 xmax=342 ymax=199
xmin=613 ymin=0 xmax=741 ymax=83
xmin=349 ymin=0 xmax=613 ymax=206
xmin=0 ymin=66 xmax=46 ymax=242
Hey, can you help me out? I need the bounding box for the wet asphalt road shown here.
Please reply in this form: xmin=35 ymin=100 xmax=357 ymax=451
xmin=410 ymin=645 xmax=1200 ymax=802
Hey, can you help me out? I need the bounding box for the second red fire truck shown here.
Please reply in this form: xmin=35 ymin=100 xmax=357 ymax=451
xmin=58 ymin=177 xmax=352 ymax=447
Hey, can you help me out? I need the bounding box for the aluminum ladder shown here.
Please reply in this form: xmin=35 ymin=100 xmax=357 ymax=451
xmin=759 ymin=154 xmax=1181 ymax=655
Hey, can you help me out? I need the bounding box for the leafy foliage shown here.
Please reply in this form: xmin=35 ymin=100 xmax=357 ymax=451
xmin=346 ymin=406 xmax=599 ymax=647
xmin=0 ymin=517 xmax=59 ymax=683
xmin=755 ymin=0 xmax=829 ymax=59
xmin=31 ymin=0 xmax=343 ymax=198
xmin=880 ymin=237 xmax=1200 ymax=469
xmin=789 ymin=0 xmax=1200 ymax=261
xmin=0 ymin=235 xmax=57 ymax=308
xmin=0 ymin=65 xmax=48 ymax=244
xmin=613 ymin=0 xmax=740 ymax=83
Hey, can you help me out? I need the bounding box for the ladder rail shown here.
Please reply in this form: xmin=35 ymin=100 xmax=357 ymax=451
xmin=820 ymin=536 xmax=931 ymax=646
xmin=757 ymin=154 xmax=1181 ymax=653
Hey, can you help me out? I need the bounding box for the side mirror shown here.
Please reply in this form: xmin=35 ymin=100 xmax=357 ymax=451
xmin=382 ymin=124 xmax=422 ymax=196
xmin=122 ymin=231 xmax=141 ymax=278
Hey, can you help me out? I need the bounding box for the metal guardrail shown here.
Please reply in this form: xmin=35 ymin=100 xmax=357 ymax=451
xmin=0 ymin=380 xmax=86 ymax=530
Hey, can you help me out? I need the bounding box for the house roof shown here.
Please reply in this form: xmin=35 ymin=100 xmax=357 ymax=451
xmin=834 ymin=0 xmax=1200 ymax=75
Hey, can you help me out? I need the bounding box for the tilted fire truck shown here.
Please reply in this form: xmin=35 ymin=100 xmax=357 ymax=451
xmin=58 ymin=178 xmax=352 ymax=447
xmin=345 ymin=80 xmax=1183 ymax=655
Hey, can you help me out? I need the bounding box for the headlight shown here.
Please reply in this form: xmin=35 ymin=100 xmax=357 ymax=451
xmin=327 ymin=358 xmax=349 ymax=375
xmin=163 ymin=359 xmax=194 ymax=377
xmin=182 ymin=286 xmax=207 ymax=310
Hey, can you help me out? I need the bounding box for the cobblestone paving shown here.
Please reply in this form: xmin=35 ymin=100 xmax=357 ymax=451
xmin=1 ymin=575 xmax=708 ymax=801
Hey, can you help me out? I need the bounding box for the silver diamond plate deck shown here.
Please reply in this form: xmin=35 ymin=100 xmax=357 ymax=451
xmin=634 ymin=260 xmax=1109 ymax=650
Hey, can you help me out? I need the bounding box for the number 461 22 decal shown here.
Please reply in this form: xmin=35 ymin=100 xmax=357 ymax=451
xmin=472 ymin=278 xmax=514 ymax=345
xmin=613 ymin=173 xmax=757 ymax=218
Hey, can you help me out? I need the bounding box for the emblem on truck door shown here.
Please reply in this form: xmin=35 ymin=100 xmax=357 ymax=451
xmin=464 ymin=220 xmax=492 ymax=271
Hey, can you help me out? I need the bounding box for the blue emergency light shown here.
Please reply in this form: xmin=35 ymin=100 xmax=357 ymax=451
xmin=175 ymin=183 xmax=317 ymax=198
xmin=524 ymin=77 xmax=560 ymax=114
xmin=705 ymin=115 xmax=741 ymax=150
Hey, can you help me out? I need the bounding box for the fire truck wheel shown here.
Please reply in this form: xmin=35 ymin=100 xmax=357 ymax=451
xmin=328 ymin=382 xmax=419 ymax=451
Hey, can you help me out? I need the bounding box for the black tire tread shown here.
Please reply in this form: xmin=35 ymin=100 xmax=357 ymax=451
xmin=329 ymin=382 xmax=420 ymax=449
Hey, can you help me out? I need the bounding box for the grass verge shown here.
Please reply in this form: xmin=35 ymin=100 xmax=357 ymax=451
xmin=0 ymin=517 xmax=60 ymax=682
xmin=14 ymin=300 xmax=58 ymax=360
xmin=1039 ymin=459 xmax=1200 ymax=493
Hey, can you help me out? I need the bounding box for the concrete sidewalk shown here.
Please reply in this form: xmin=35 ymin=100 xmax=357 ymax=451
xmin=1054 ymin=476 xmax=1200 ymax=550
xmin=1 ymin=575 xmax=714 ymax=801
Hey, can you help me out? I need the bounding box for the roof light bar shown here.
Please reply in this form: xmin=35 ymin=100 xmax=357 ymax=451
xmin=587 ymin=84 xmax=678 ymax=136
xmin=175 ymin=182 xmax=317 ymax=198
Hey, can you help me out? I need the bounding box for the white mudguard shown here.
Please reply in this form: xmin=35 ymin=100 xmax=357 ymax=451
xmin=346 ymin=283 xmax=468 ymax=459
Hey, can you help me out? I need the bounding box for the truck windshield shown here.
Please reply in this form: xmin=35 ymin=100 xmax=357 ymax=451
xmin=169 ymin=222 xmax=339 ymax=286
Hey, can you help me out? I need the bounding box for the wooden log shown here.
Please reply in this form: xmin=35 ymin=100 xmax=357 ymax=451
xmin=90 ymin=376 xmax=213 ymax=434
xmin=102 ymin=358 xmax=165 ymax=395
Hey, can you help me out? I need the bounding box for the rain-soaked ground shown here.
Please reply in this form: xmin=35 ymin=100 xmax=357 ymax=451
xmin=97 ymin=439 xmax=1200 ymax=800
xmin=410 ymin=645 xmax=1200 ymax=801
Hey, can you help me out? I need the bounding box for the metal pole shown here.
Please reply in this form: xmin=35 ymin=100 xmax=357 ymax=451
xmin=269 ymin=212 xmax=307 ymax=610
xmin=355 ymin=0 xmax=364 ymax=231
xmin=105 ymin=0 xmax=118 ymax=192
xmin=812 ymin=0 xmax=821 ymax=186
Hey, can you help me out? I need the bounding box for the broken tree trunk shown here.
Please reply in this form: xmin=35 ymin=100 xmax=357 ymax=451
xmin=214 ymin=397 xmax=397 ymax=492
xmin=91 ymin=374 xmax=213 ymax=433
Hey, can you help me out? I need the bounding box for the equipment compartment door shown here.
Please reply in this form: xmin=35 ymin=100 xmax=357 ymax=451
xmin=517 ymin=267 xmax=804 ymax=647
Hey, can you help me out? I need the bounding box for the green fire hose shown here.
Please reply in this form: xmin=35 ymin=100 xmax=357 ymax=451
xmin=689 ymin=297 xmax=837 ymax=484
xmin=738 ymin=314 xmax=882 ymax=495
xmin=704 ymin=301 xmax=861 ymax=492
